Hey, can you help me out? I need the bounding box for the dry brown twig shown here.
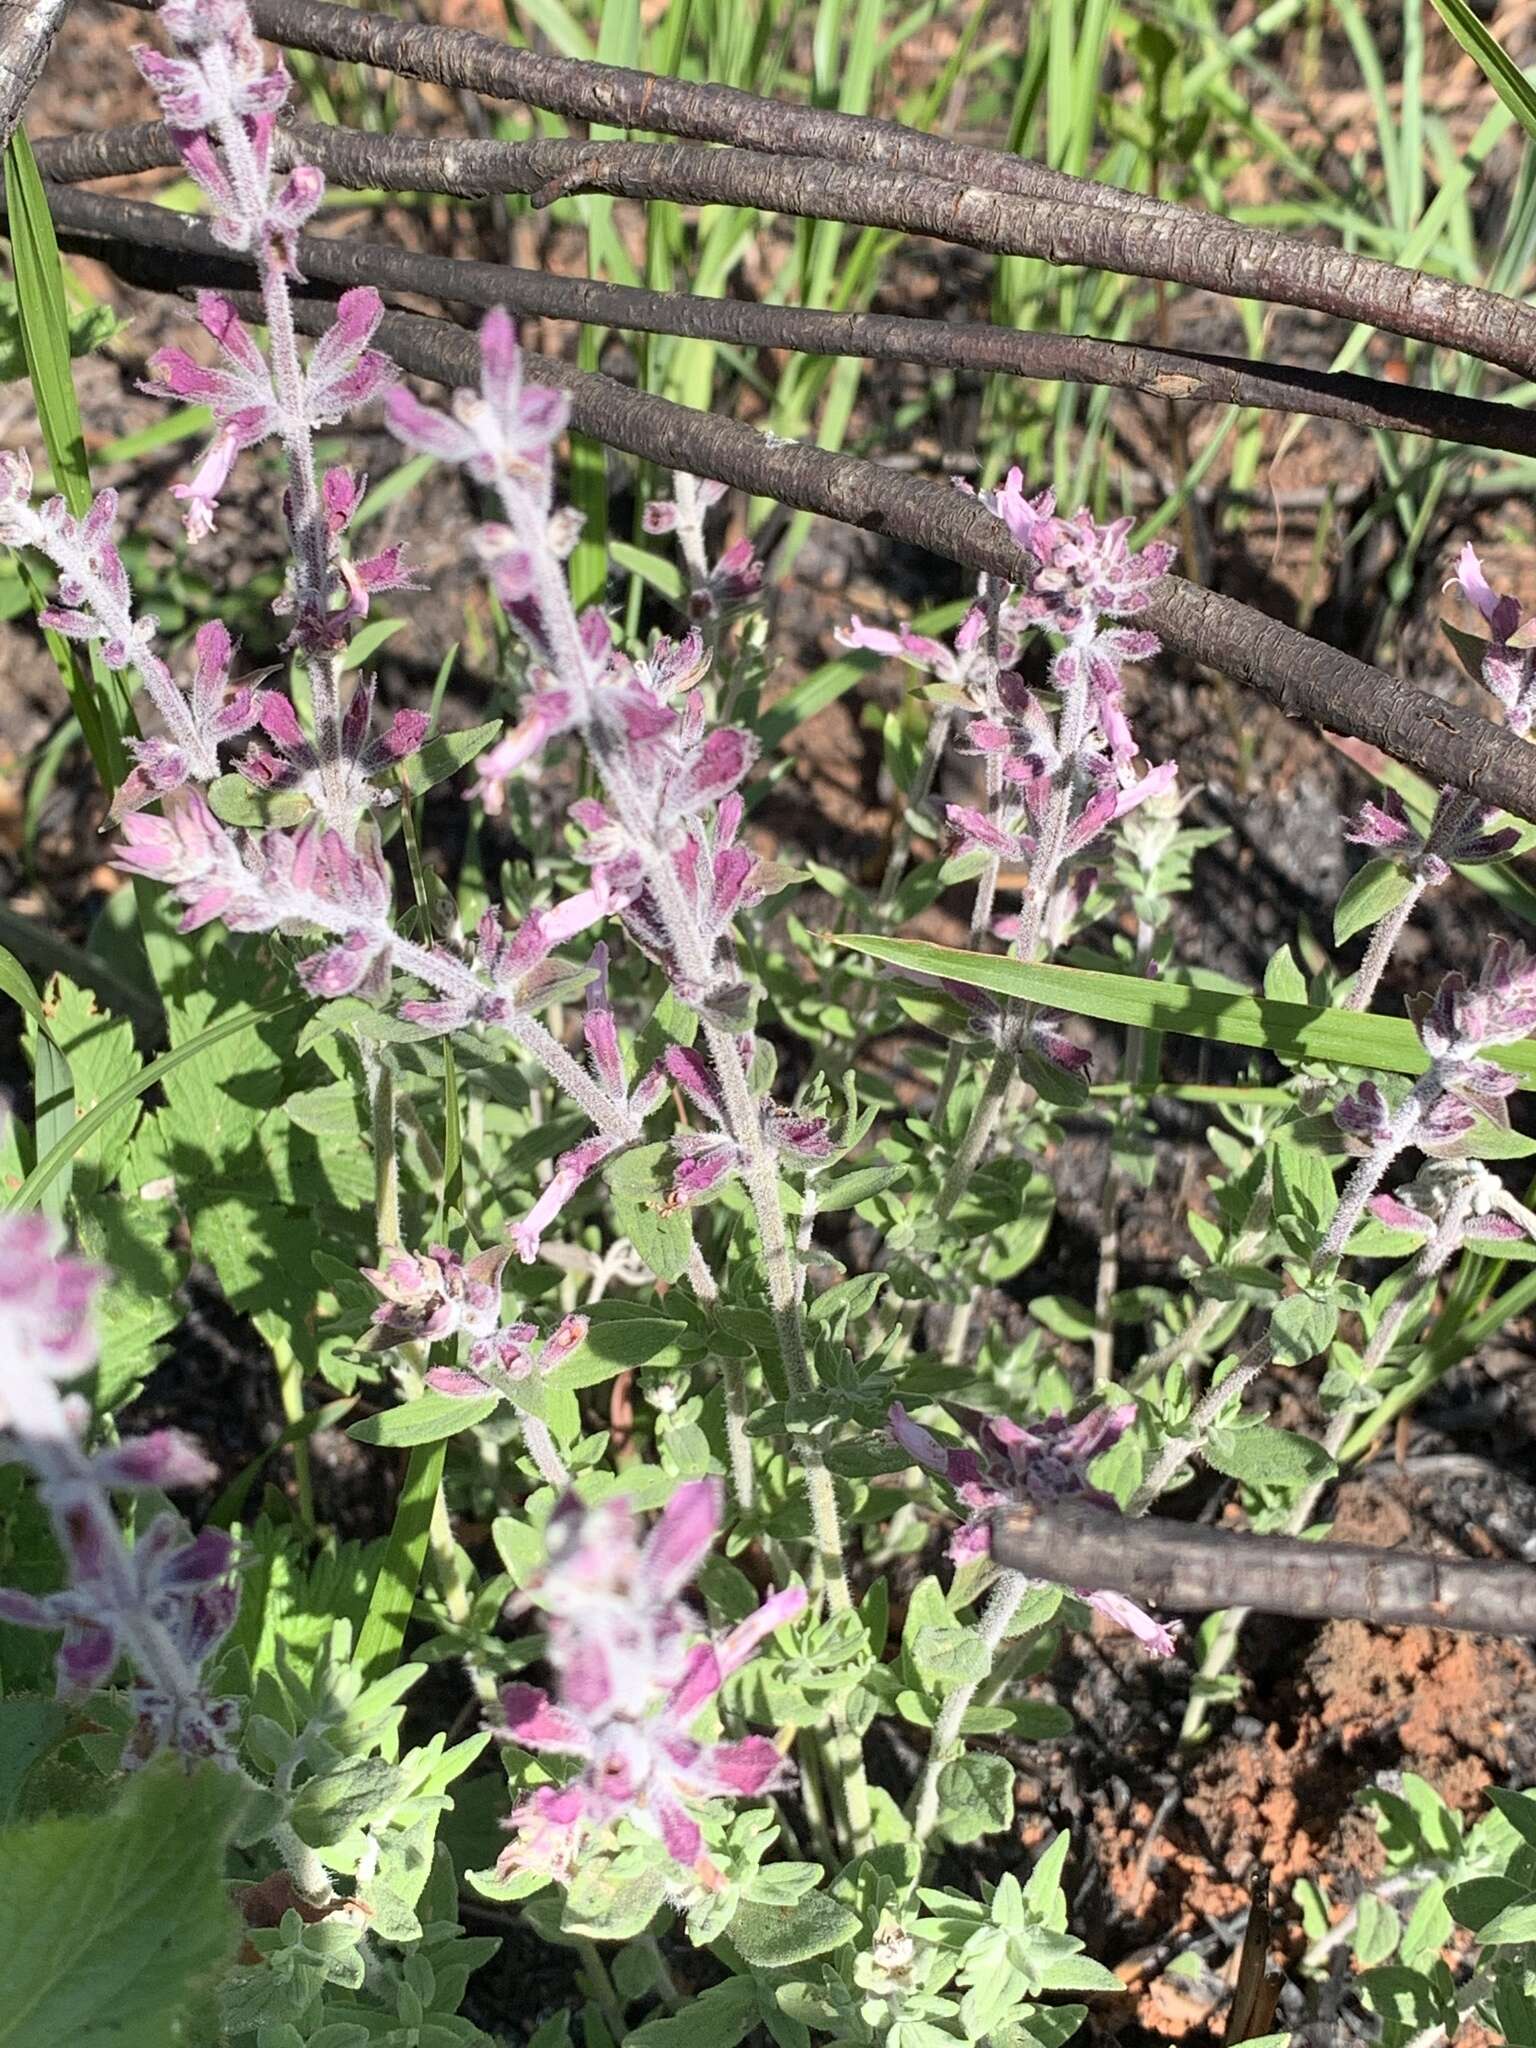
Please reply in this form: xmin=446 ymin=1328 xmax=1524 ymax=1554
xmin=992 ymin=1499 xmax=1536 ymax=1640
xmin=27 ymin=192 xmax=1536 ymax=825
xmin=32 ymin=123 xmax=1536 ymax=462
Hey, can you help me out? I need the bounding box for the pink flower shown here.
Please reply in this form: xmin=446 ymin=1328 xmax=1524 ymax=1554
xmin=135 ymin=0 xmax=311 ymax=258
xmin=428 ymin=1312 xmax=589 ymax=1398
xmin=360 ymin=1241 xmax=514 ymax=1350
xmin=0 ymin=1213 xmax=106 ymax=1437
xmin=495 ymin=1481 xmax=805 ymax=1882
xmin=1448 ymin=544 xmax=1536 ymax=735
xmin=1344 ymin=786 xmax=1517 ymax=885
xmin=239 ymin=677 xmax=426 ymax=816
xmin=386 ymin=308 xmax=569 ymax=489
xmin=657 ymin=1044 xmax=831 ymax=1211
xmin=889 ymin=1401 xmax=1176 ymax=1655
xmin=111 ymin=621 xmax=261 ymax=819
xmin=1421 ymin=939 xmax=1536 ymax=1061
xmin=0 ymin=1191 xmax=239 ymax=1764
xmin=1369 ymin=1160 xmax=1536 ymax=1250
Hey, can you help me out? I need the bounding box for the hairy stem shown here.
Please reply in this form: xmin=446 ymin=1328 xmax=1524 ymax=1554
xmin=936 ymin=1049 xmax=1012 ymax=1222
xmin=1344 ymin=875 xmax=1429 ymax=1014
xmin=909 ymin=1569 xmax=1029 ymax=1851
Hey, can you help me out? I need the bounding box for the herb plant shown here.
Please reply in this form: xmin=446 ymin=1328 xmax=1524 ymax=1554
xmin=2 ymin=4 xmax=1535 ymax=2044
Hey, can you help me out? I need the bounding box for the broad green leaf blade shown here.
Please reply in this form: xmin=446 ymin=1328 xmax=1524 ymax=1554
xmin=348 ymin=1391 xmax=498 ymax=1447
xmin=837 ymin=934 xmax=1536 ymax=1085
xmin=0 ymin=1760 xmax=242 ymax=2048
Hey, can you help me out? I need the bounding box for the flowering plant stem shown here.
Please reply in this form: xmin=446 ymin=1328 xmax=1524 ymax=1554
xmin=909 ymin=1567 xmax=1029 ymax=1852
xmin=1180 ymin=1181 xmax=1481 ymax=1741
xmin=1344 ymin=876 xmax=1430 ymax=1014
xmin=935 ymin=1049 xmax=1012 ymax=1222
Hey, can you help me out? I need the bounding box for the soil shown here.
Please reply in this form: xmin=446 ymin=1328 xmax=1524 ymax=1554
xmin=7 ymin=2 xmax=1536 ymax=2042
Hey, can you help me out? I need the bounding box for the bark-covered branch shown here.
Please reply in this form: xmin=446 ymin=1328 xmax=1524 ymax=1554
xmin=33 ymin=171 xmax=1536 ymax=460
xmin=27 ymin=195 xmax=1536 ymax=823
xmin=0 ymin=0 xmax=70 ymax=154
xmin=58 ymin=67 xmax=1536 ymax=383
xmin=105 ymin=0 xmax=1222 ymax=228
xmin=993 ymin=1499 xmax=1536 ymax=1640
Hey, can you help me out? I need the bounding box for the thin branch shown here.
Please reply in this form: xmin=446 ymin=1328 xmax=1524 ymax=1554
xmin=32 ymin=143 xmax=1536 ymax=461
xmin=992 ymin=1498 xmax=1536 ymax=1638
xmin=27 ymin=202 xmax=1536 ymax=823
xmin=106 ymin=0 xmax=1226 ymax=227
xmin=51 ymin=84 xmax=1536 ymax=382
xmin=0 ymin=0 xmax=70 ymax=154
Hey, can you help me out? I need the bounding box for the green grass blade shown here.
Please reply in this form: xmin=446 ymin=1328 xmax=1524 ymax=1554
xmin=836 ymin=933 xmax=1536 ymax=1084
xmin=4 ymin=133 xmax=90 ymax=516
xmin=4 ymin=991 xmax=307 ymax=1213
xmin=354 ymin=1439 xmax=446 ymax=1683
xmin=1429 ymin=0 xmax=1536 ymax=145
xmin=0 ymin=943 xmax=74 ymax=1218
xmin=4 ymin=131 xmax=129 ymax=788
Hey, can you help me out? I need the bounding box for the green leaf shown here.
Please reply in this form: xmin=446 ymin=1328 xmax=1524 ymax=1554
xmin=611 ymin=1188 xmax=695 ymax=1281
xmin=729 ymin=1892 xmax=861 ymax=1968
xmin=560 ymin=1858 xmax=668 ymax=1942
xmin=3 ymin=132 xmax=126 ymax=787
xmin=34 ymin=976 xmax=141 ymax=1197
xmin=290 ymin=1756 xmax=409 ymax=1852
xmin=390 ymin=720 xmax=504 ymax=800
xmin=1205 ymin=1422 xmax=1335 ymax=1488
xmin=935 ymin=1751 xmax=1016 ymax=1844
xmin=811 ymin=1162 xmax=910 ymax=1212
xmin=354 ymin=1440 xmax=446 ymax=1684
xmin=0 ymin=942 xmax=44 ymax=1027
xmin=624 ymin=1978 xmax=759 ymax=2048
xmin=1267 ymin=1289 xmax=1339 ymax=1366
xmin=205 ymin=776 xmax=313 ymax=829
xmin=0 ymin=1699 xmax=68 ymax=1825
xmin=1429 ymin=0 xmax=1536 ymax=145
xmin=1446 ymin=1875 xmax=1526 ymax=1933
xmin=73 ymin=1197 xmax=185 ymax=1412
xmin=911 ymin=1625 xmax=989 ymax=1687
xmin=6 ymin=987 xmax=308 ymax=1215
xmin=3 ymin=947 xmax=73 ymax=1218
xmin=3 ymin=138 xmax=91 ymax=514
xmin=0 ymin=276 xmax=119 ymax=386
xmin=1352 ymin=1890 xmax=1400 ymax=1967
xmin=1469 ymin=1893 xmax=1536 ymax=1945
xmin=578 ymin=1298 xmax=693 ymax=1370
xmin=348 ymin=1392 xmax=498 ymax=1447
xmin=1334 ymin=858 xmax=1414 ymax=946
xmin=836 ymin=935 xmax=1536 ymax=1086
xmin=0 ymin=1760 xmax=242 ymax=2048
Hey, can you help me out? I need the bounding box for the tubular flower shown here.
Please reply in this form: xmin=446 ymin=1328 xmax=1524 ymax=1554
xmin=659 ymin=1045 xmax=832 ymax=1211
xmin=888 ymin=1401 xmax=1177 ymax=1655
xmin=495 ymin=1480 xmax=804 ymax=1885
xmin=1450 ymin=543 xmax=1536 ymax=737
xmin=239 ymin=677 xmax=427 ymax=814
xmin=360 ymin=1242 xmax=516 ymax=1351
xmin=0 ymin=1202 xmax=239 ymax=1763
xmin=0 ymin=454 xmax=257 ymax=810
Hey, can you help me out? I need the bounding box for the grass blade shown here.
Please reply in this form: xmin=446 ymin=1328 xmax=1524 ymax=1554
xmin=1429 ymin=0 xmax=1536 ymax=146
xmin=4 ymin=991 xmax=307 ymax=1213
xmin=837 ymin=933 xmax=1536 ymax=1084
xmin=354 ymin=1440 xmax=446 ymax=1683
xmin=4 ymin=130 xmax=129 ymax=787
